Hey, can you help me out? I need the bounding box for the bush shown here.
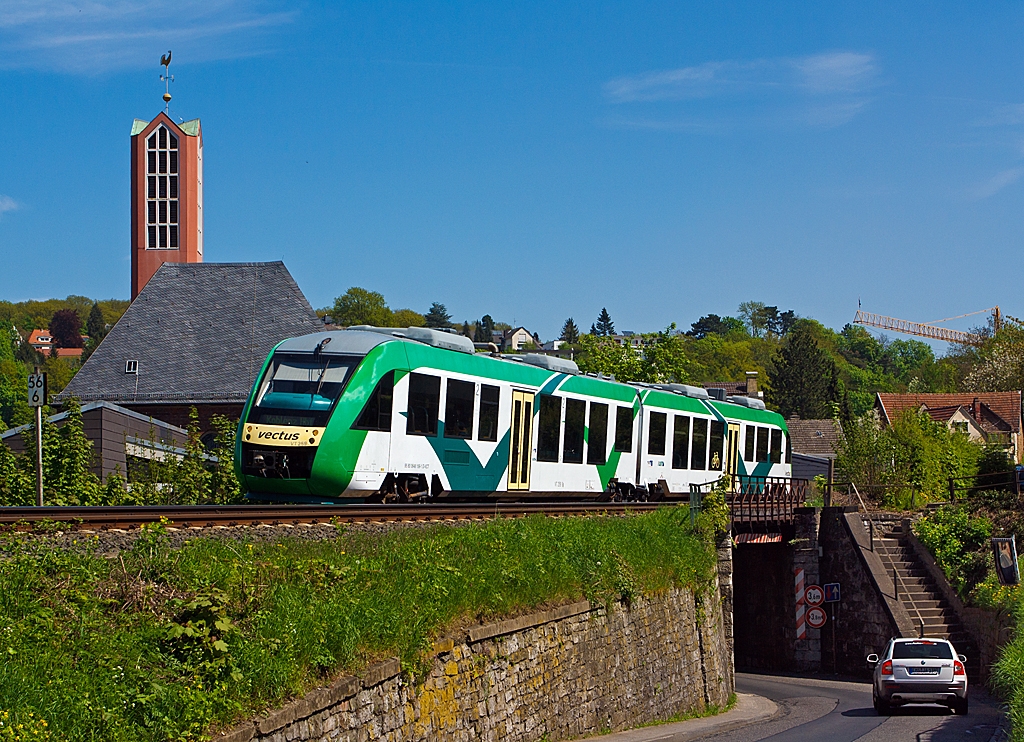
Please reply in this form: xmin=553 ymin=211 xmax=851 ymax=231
xmin=913 ymin=504 xmax=992 ymax=596
xmin=837 ymin=410 xmax=983 ymax=508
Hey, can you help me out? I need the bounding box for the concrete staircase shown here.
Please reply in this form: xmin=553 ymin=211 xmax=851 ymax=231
xmin=868 ymin=518 xmax=981 ymax=678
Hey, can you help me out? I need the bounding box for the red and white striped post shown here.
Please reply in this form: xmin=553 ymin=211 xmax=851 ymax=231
xmin=795 ymin=567 xmax=806 ymax=639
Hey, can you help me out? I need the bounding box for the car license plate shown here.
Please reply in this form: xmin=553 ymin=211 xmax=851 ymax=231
xmin=907 ymin=668 xmax=939 ymax=675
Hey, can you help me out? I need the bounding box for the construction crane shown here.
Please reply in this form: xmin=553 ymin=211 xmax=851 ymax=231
xmin=853 ymin=306 xmax=1024 ymax=346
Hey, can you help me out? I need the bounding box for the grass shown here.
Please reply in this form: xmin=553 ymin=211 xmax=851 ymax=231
xmin=0 ymin=506 xmax=718 ymax=742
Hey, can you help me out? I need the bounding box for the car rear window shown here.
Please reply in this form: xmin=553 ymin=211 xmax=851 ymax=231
xmin=892 ymin=641 xmax=953 ymax=660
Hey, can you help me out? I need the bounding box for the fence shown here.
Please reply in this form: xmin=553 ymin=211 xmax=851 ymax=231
xmin=690 ymin=475 xmax=810 ymax=525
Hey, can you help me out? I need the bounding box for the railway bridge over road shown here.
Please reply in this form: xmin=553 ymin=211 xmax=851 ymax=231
xmin=704 ymin=476 xmax=933 ymax=679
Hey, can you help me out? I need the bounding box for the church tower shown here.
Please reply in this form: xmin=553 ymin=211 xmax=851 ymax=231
xmin=130 ymin=114 xmax=203 ymax=299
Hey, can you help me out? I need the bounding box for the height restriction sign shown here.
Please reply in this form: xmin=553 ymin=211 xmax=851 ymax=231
xmin=805 ymin=585 xmax=824 ymax=607
xmin=807 ymin=606 xmax=827 ymax=629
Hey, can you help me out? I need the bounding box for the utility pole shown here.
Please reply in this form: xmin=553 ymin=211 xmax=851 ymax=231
xmin=27 ymin=367 xmax=46 ymax=506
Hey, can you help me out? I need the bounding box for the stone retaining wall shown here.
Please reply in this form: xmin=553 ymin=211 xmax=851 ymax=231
xmin=216 ymin=585 xmax=731 ymax=742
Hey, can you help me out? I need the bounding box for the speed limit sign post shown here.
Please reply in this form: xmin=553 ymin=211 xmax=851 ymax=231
xmin=27 ymin=367 xmax=46 ymax=506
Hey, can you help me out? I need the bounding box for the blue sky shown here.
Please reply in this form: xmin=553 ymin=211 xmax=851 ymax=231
xmin=1 ymin=2 xmax=1023 ymax=343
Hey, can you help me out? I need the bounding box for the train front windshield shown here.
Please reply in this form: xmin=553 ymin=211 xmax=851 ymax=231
xmin=249 ymin=353 xmax=361 ymax=427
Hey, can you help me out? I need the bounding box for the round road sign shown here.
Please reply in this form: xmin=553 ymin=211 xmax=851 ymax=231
xmin=807 ymin=606 xmax=827 ymax=629
xmin=805 ymin=585 xmax=824 ymax=607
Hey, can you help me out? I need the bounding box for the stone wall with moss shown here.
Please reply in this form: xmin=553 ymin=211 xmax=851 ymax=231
xmin=216 ymin=585 xmax=732 ymax=742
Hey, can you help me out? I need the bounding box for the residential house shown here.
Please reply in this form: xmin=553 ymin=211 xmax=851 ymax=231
xmin=786 ymin=417 xmax=844 ymax=480
xmin=875 ymin=392 xmax=1023 ymax=463
xmin=494 ymin=327 xmax=536 ymax=352
xmin=27 ymin=329 xmax=54 ymax=355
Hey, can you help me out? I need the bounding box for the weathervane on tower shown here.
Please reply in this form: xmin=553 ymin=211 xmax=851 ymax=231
xmin=160 ymin=51 xmax=173 ymax=113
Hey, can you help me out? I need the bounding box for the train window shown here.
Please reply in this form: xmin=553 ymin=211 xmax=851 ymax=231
xmin=614 ymin=407 xmax=633 ymax=452
xmin=537 ymin=395 xmax=561 ymax=462
xmin=406 ymin=373 xmax=440 ymax=437
xmin=744 ymin=425 xmax=755 ymax=462
xmin=756 ymin=426 xmax=769 ymax=462
xmin=770 ymin=429 xmax=782 ymax=464
xmin=672 ymin=415 xmax=690 ymax=470
xmin=647 ymin=412 xmax=667 ymax=456
xmin=587 ymin=402 xmax=608 ymax=465
xmin=691 ymin=418 xmax=708 ymax=470
xmin=563 ymin=399 xmax=586 ymax=464
xmin=478 ymin=385 xmax=500 ymax=442
xmin=352 ymin=371 xmax=394 ymax=432
xmin=785 ymin=431 xmax=792 ymax=464
xmin=709 ymin=421 xmax=725 ymax=471
xmin=443 ymin=379 xmax=474 ymax=439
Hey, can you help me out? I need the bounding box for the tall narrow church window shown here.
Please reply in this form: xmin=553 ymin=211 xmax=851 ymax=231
xmin=147 ymin=125 xmax=179 ymax=249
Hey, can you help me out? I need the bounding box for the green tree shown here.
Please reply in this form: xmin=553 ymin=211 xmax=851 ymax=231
xmin=644 ymin=325 xmax=699 ymax=383
xmin=390 ymin=308 xmax=426 ymax=327
xmin=963 ymin=324 xmax=1024 ymax=392
xmin=208 ymin=414 xmax=244 ymax=503
xmin=50 ymin=398 xmax=101 ymax=505
xmin=460 ymin=321 xmax=472 ymax=338
xmin=174 ymin=407 xmax=212 ymax=504
xmin=576 ymin=335 xmax=646 ymax=382
xmin=595 ymin=308 xmax=615 ymax=337
xmin=475 ymin=315 xmax=495 ymax=343
xmin=559 ymin=318 xmax=580 ymax=343
xmin=86 ymin=303 xmax=106 ymax=341
xmin=738 ymin=301 xmax=769 ymax=338
xmin=424 ymin=302 xmax=453 ymax=329
xmin=331 ymin=287 xmax=393 ymax=327
xmin=687 ymin=314 xmax=745 ymax=339
xmin=766 ymin=324 xmax=839 ymax=419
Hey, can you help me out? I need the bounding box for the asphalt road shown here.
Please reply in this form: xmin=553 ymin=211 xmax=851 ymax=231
xmin=700 ymin=672 xmax=1006 ymax=742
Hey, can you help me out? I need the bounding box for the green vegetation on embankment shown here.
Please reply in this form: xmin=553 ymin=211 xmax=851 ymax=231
xmin=913 ymin=495 xmax=1024 ymax=740
xmin=0 ymin=503 xmax=726 ymax=741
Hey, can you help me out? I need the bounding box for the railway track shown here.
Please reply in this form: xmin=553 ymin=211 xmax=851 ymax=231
xmin=0 ymin=502 xmax=666 ymax=531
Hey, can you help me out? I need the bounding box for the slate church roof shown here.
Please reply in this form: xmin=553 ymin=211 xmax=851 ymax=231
xmin=57 ymin=262 xmax=322 ymax=406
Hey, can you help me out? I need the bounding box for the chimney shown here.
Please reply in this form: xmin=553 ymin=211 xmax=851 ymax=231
xmin=746 ymin=371 xmax=759 ymax=398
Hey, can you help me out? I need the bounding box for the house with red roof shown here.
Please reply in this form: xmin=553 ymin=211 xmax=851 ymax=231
xmin=874 ymin=392 xmax=1023 ymax=462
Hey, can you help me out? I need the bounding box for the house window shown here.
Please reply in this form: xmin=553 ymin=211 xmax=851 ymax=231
xmin=146 ymin=125 xmax=179 ymax=249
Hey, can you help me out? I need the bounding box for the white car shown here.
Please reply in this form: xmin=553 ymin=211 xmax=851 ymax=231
xmin=867 ymin=638 xmax=968 ymax=715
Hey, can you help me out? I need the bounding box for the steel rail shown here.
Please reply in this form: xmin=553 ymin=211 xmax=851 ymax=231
xmin=0 ymin=502 xmax=665 ymax=530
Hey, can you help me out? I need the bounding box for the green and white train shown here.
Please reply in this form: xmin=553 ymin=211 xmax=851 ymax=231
xmin=236 ymin=327 xmax=791 ymax=502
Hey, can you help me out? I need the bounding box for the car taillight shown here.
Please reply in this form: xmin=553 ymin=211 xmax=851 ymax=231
xmin=881 ymin=660 xmax=893 ymax=676
xmin=954 ymin=661 xmax=965 ymax=676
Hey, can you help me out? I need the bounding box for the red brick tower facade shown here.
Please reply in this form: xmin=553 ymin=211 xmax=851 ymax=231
xmin=130 ymin=113 xmax=203 ymax=299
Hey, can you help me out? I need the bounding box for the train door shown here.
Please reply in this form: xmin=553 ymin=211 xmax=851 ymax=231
xmin=726 ymin=422 xmax=741 ymax=478
xmin=507 ymin=390 xmax=534 ymax=491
